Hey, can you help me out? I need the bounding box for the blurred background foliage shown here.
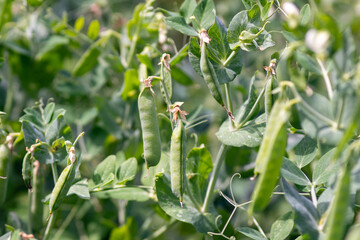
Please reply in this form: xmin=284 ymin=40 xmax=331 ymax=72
xmin=1 ymin=0 xmax=360 ymax=239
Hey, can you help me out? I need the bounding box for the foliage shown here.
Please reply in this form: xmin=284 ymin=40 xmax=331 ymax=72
xmin=1 ymin=0 xmax=360 ymax=239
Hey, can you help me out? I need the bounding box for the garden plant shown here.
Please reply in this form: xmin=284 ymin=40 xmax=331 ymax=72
xmin=1 ymin=0 xmax=360 ymax=239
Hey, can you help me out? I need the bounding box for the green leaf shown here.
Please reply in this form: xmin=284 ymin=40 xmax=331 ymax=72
xmin=104 ymin=54 xmax=125 ymax=73
xmin=235 ymin=73 xmax=258 ymax=123
xmin=259 ymin=0 xmax=274 ymax=21
xmin=186 ymin=144 xmax=213 ymax=206
xmin=281 ymin=158 xmax=311 ymax=186
xmin=22 ymin=120 xmax=45 ymax=147
xmin=164 ymin=16 xmax=198 ymax=36
xmin=270 ymin=211 xmax=294 ymax=240
xmin=299 ymin=4 xmax=311 ymax=25
xmin=295 ymin=51 xmax=321 ymax=75
xmin=312 ymin=148 xmax=338 ymax=185
xmin=36 ymin=36 xmax=69 ymax=61
xmin=171 ymin=66 xmax=194 ymax=86
xmin=227 ymin=5 xmax=274 ymax=51
xmin=67 ymin=179 xmax=90 ymax=199
xmin=155 ymin=173 xmax=217 ymax=233
xmin=91 ymin=155 xmax=117 ymax=189
xmin=92 ymin=187 xmax=150 ymax=201
xmin=74 ymin=16 xmax=85 ymax=31
xmin=189 ymin=36 xmax=242 ymax=84
xmin=73 ymin=44 xmax=101 ymax=77
xmin=88 ymin=20 xmax=100 ymax=40
xmin=281 ymin=178 xmax=319 ymax=239
xmin=294 ymin=136 xmax=318 ymax=168
xmin=180 ymin=0 xmax=197 ymax=23
xmin=208 ymin=17 xmax=229 ymax=60
xmin=297 ymin=92 xmax=343 ymax=145
xmin=109 ymin=218 xmax=137 ymax=240
xmin=141 ymin=151 xmax=170 ymax=187
xmin=235 ymin=227 xmax=267 ymax=240
xmin=191 ymin=0 xmax=216 ymax=31
xmin=242 ymin=0 xmax=253 ymax=10
xmin=216 ymin=114 xmax=266 ymax=148
xmin=120 ymin=69 xmax=140 ymax=101
xmin=116 ymin=157 xmax=137 ymax=185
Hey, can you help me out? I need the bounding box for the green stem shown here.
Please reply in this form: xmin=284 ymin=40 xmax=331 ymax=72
xmin=316 ymin=57 xmax=333 ymax=100
xmin=51 ymin=163 xmax=58 ymax=184
xmin=221 ymin=206 xmax=237 ymax=234
xmin=310 ymin=184 xmax=318 ymax=208
xmin=145 ymin=219 xmax=176 ymax=240
xmin=236 ymin=85 xmax=266 ymax=129
xmin=27 ymin=190 xmax=33 ymax=233
xmin=53 ymin=201 xmax=80 ymax=240
xmin=224 ymin=83 xmax=234 ymax=128
xmin=201 ymin=144 xmax=228 ymax=213
xmin=251 ymin=215 xmax=267 ymax=238
xmin=223 ymin=50 xmax=237 ymax=67
xmin=44 ymin=213 xmax=55 ymax=240
xmin=126 ymin=15 xmax=142 ymax=68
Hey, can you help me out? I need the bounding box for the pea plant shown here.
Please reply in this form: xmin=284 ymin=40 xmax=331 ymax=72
xmin=0 ymin=0 xmax=360 ymax=239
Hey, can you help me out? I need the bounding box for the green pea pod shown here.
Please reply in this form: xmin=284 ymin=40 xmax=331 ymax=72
xmin=138 ymin=87 xmax=162 ymax=168
xmin=264 ymin=75 xmax=276 ymax=123
xmin=170 ymin=119 xmax=186 ymax=205
xmin=22 ymin=152 xmax=33 ymax=190
xmin=160 ymin=57 xmax=172 ymax=106
xmin=0 ymin=144 xmax=10 ymax=205
xmin=200 ymin=42 xmax=224 ymax=107
xmin=249 ymin=98 xmax=294 ymax=215
xmin=49 ymin=162 xmax=75 ymax=215
xmin=324 ymin=144 xmax=357 ymax=240
xmin=31 ymin=160 xmax=44 ymax=234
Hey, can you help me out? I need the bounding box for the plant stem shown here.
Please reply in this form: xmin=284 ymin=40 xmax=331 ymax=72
xmin=310 ymin=184 xmax=318 ymax=208
xmin=44 ymin=213 xmax=55 ymax=240
xmin=221 ymin=206 xmax=237 ymax=234
xmin=145 ymin=219 xmax=177 ymax=240
xmin=224 ymin=83 xmax=234 ymax=128
xmin=223 ymin=50 xmax=237 ymax=67
xmin=316 ymin=57 xmax=333 ymax=100
xmin=236 ymin=86 xmax=266 ymax=129
xmin=4 ymin=64 xmax=13 ymax=121
xmin=53 ymin=202 xmax=79 ymax=240
xmin=251 ymin=216 xmax=267 ymax=238
xmin=27 ymin=190 xmax=33 ymax=233
xmin=51 ymin=163 xmax=58 ymax=184
xmin=202 ymin=144 xmax=228 ymax=213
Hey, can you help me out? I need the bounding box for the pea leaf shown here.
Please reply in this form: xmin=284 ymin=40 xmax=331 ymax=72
xmin=270 ymin=211 xmax=294 ymax=240
xmin=281 ymin=178 xmax=319 ymax=240
xmin=74 ymin=16 xmax=85 ymax=31
xmin=180 ymin=0 xmax=197 ymax=23
xmin=116 ymin=157 xmax=137 ymax=185
xmin=235 ymin=227 xmax=267 ymax=240
xmin=191 ymin=0 xmax=216 ymax=31
xmin=188 ymin=35 xmax=242 ymax=84
xmin=91 ymin=155 xmax=117 ymax=189
xmin=155 ymin=173 xmax=217 ymax=233
xmin=299 ymin=4 xmax=311 ymax=26
xmin=295 ymin=51 xmax=321 ymax=75
xmin=67 ymin=179 xmax=90 ymax=199
xmin=312 ymin=148 xmax=338 ymax=186
xmin=216 ymin=114 xmax=266 ymax=148
xmin=72 ymin=44 xmax=101 ymax=77
xmin=186 ymin=144 xmax=213 ymax=206
xmin=281 ymin=158 xmax=311 ymax=187
xmin=120 ymin=69 xmax=140 ymax=101
xmin=92 ymin=187 xmax=150 ymax=201
xmin=258 ymin=0 xmax=274 ymax=21
xmin=227 ymin=5 xmax=274 ymax=51
xmin=294 ymin=136 xmax=318 ymax=168
xmin=88 ymin=20 xmax=100 ymax=40
xmin=297 ymin=92 xmax=343 ymax=145
xmin=164 ymin=16 xmax=198 ymax=36
xmin=36 ymin=36 xmax=70 ymax=61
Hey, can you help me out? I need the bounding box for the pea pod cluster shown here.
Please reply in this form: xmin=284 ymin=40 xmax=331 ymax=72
xmin=248 ymin=98 xmax=295 ymax=215
xmin=49 ymin=147 xmax=76 ymax=215
xmin=138 ymin=86 xmax=162 ymax=168
xmin=170 ymin=119 xmax=186 ymax=206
